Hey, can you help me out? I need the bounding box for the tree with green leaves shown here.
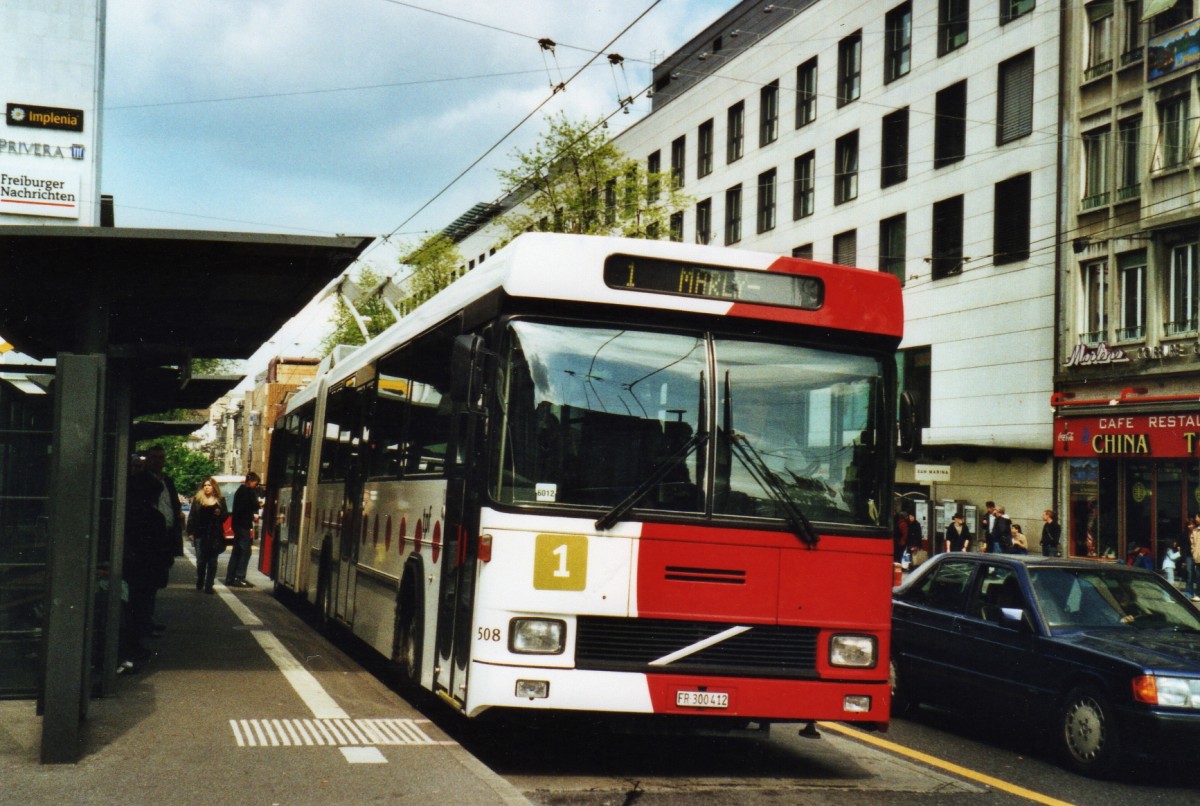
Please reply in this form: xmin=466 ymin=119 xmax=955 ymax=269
xmin=496 ymin=112 xmax=689 ymax=243
xmin=320 ymin=266 xmax=398 ymax=355
xmin=399 ymin=234 xmax=463 ymax=315
xmin=133 ymin=436 xmax=218 ymax=499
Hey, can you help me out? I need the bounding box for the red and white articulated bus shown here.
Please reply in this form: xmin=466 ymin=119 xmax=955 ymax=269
xmin=264 ymin=232 xmax=903 ymax=729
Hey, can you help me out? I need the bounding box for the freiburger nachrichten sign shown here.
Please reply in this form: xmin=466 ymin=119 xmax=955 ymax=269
xmin=6 ymin=103 xmax=84 ymax=133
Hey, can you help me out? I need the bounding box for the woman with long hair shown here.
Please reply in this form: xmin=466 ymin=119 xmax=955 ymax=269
xmin=186 ymin=477 xmax=226 ymax=593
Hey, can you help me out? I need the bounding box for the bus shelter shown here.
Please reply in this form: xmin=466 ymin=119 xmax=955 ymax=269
xmin=0 ymin=225 xmax=370 ymax=762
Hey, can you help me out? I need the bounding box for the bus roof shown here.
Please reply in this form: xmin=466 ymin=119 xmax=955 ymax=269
xmin=289 ymin=233 xmax=903 ymax=410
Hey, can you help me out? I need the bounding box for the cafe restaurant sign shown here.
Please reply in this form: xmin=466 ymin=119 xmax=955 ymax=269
xmin=1055 ymin=413 xmax=1200 ymax=458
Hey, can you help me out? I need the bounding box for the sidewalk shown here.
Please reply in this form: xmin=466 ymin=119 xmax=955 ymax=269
xmin=0 ymin=551 xmax=531 ymax=806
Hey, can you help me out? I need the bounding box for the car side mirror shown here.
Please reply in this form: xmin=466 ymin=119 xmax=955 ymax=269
xmin=999 ymin=607 xmax=1032 ymax=632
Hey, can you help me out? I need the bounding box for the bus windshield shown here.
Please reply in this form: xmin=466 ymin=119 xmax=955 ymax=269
xmin=491 ymin=320 xmax=886 ymax=527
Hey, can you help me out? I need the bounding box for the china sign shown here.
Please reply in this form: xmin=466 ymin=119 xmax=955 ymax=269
xmin=1054 ymin=413 xmax=1200 ymax=458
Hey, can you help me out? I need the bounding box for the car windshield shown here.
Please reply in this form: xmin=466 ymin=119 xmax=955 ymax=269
xmin=490 ymin=320 xmax=887 ymax=526
xmin=1028 ymin=567 xmax=1200 ymax=632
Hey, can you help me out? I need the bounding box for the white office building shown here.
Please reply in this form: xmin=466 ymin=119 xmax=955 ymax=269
xmin=451 ymin=0 xmax=1062 ymax=542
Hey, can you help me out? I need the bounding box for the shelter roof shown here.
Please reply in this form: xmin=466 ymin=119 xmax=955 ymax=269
xmin=0 ymin=226 xmax=372 ymax=361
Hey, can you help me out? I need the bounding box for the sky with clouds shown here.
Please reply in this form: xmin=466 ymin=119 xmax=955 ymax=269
xmin=102 ymin=0 xmax=733 ymax=275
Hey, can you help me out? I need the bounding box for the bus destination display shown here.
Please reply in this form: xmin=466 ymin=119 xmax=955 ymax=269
xmin=603 ymin=254 xmax=823 ymax=310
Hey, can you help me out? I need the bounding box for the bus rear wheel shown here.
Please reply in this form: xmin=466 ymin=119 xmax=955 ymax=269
xmin=394 ymin=585 xmax=421 ymax=686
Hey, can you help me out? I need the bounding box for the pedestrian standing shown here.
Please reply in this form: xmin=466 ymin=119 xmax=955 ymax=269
xmin=1189 ymin=515 xmax=1200 ymax=602
xmin=187 ymin=477 xmax=227 ymax=594
xmin=1163 ymin=541 xmax=1181 ymax=585
xmin=945 ymin=513 xmax=971 ymax=551
xmin=1040 ymin=509 xmax=1062 ymax=557
xmin=991 ymin=506 xmax=1013 ymax=554
xmin=124 ymin=445 xmax=182 ymax=656
xmin=224 ymin=472 xmax=260 ymax=588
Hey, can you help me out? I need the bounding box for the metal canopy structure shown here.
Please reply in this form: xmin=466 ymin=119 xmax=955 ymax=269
xmin=0 ymin=225 xmax=371 ymax=763
xmin=0 ymin=225 xmax=372 ymax=361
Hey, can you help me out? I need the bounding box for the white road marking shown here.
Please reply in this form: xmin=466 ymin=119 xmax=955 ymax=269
xmin=230 ymin=718 xmax=455 ymax=747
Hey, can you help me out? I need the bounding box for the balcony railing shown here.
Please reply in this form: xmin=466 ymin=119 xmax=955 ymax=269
xmin=1080 ymin=329 xmax=1108 ymax=345
xmin=1081 ymin=191 xmax=1111 ymax=211
xmin=1084 ymin=59 xmax=1113 ymax=81
xmin=1116 ymin=325 xmax=1145 ymax=341
xmin=1116 ymin=183 xmax=1141 ymax=202
xmin=1121 ymin=47 xmax=1144 ymax=67
xmin=1165 ymin=318 xmax=1199 ymax=336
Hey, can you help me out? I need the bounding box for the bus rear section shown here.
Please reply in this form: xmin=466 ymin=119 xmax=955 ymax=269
xmin=266 ymin=234 xmax=902 ymax=729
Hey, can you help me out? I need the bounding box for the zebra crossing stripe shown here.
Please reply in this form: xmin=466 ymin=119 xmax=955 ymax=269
xmin=230 ymin=718 xmax=455 ymax=748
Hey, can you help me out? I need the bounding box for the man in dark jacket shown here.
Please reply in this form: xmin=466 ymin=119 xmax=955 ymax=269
xmin=225 ymin=472 xmax=261 ymax=588
xmin=991 ymin=505 xmax=1013 ymax=553
xmin=124 ymin=445 xmax=182 ymax=653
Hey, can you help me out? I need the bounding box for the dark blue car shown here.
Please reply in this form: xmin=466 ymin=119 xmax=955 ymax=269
xmin=891 ymin=554 xmax=1200 ymax=777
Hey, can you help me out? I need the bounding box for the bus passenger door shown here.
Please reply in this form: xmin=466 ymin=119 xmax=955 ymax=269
xmin=435 ymin=335 xmax=488 ymax=705
xmin=325 ymin=380 xmax=371 ymax=625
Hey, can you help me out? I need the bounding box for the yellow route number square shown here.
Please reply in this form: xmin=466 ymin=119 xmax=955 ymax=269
xmin=533 ymin=533 xmax=588 ymax=591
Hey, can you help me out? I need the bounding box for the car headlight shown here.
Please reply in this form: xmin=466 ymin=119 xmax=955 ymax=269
xmin=509 ymin=618 xmax=566 ymax=655
xmin=829 ymin=634 xmax=877 ymax=668
xmin=1133 ymin=675 xmax=1200 ymax=708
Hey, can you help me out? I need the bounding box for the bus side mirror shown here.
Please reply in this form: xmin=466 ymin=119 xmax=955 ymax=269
xmin=451 ymin=334 xmax=487 ymax=412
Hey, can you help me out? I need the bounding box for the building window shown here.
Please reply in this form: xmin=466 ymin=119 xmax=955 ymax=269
xmin=604 ymin=179 xmax=617 ymax=226
xmin=670 ymin=136 xmax=686 ymax=189
xmin=994 ymin=173 xmax=1031 ymax=265
xmin=881 ymin=108 xmax=909 ymax=187
xmin=1117 ymin=116 xmax=1141 ymax=200
xmin=833 ymin=230 xmax=858 ymax=266
xmin=885 ymin=3 xmax=912 ymax=83
xmin=1117 ymin=250 xmax=1146 ymax=341
xmin=725 ymin=184 xmax=742 ymax=245
xmin=1151 ymin=1 xmax=1191 ymax=35
xmin=1081 ymin=260 xmax=1110 ymax=343
xmin=1166 ymin=242 xmax=1199 ymax=335
xmin=1082 ymin=126 xmax=1111 ymax=210
xmin=669 ymin=211 xmax=684 ymax=242
xmin=1002 ymin=0 xmax=1035 ymax=24
xmin=838 ymin=32 xmax=862 ymax=106
xmin=756 ymin=169 xmax=777 ymax=234
xmin=880 ymin=214 xmax=907 ymax=284
xmin=998 ymin=50 xmax=1034 ymax=144
xmin=793 ymin=244 xmax=814 ymax=259
xmin=727 ymin=101 xmax=744 ymax=163
xmin=796 ymin=58 xmax=817 ymax=128
xmin=934 ymin=81 xmax=967 ymax=168
xmin=1156 ymin=95 xmax=1190 ymax=170
xmin=938 ymin=0 xmax=969 ymax=56
xmin=647 ymin=150 xmax=661 ymax=202
xmin=1086 ymin=1 xmax=1114 ymax=80
xmin=696 ymin=198 xmax=712 ymax=245
xmin=793 ymin=151 xmax=815 ymax=219
xmin=1121 ymin=0 xmax=1144 ymax=66
xmin=698 ymin=119 xmax=714 ymax=178
xmin=835 ymin=131 xmax=859 ymax=205
xmin=931 ymin=195 xmax=965 ymax=279
xmin=760 ymin=80 xmax=779 ymax=146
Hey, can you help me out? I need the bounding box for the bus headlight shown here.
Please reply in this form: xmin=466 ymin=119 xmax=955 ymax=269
xmin=509 ymin=618 xmax=566 ymax=655
xmin=829 ymin=634 xmax=877 ymax=668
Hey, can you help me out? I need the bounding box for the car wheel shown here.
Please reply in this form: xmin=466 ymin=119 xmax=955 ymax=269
xmin=1058 ymin=685 xmax=1119 ymax=777
xmin=889 ymin=659 xmax=915 ymax=717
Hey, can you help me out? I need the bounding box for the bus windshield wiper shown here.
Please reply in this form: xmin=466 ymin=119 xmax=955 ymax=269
xmin=722 ymin=371 xmax=819 ymax=547
xmin=595 ymin=429 xmax=709 ymax=531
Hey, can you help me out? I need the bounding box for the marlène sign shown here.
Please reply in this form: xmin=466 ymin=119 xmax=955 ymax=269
xmin=6 ymin=103 xmax=84 ymax=133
